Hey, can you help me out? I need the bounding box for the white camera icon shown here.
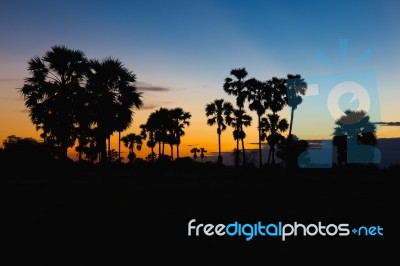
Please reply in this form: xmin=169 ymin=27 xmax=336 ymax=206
xmin=296 ymin=70 xmax=381 ymax=168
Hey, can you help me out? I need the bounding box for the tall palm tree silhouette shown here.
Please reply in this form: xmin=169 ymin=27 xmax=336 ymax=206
xmin=199 ymin=148 xmax=207 ymax=162
xmin=205 ymin=99 xmax=234 ymax=164
xmin=261 ymin=114 xmax=288 ymax=165
xmin=74 ymin=88 xmax=93 ymax=161
xmin=151 ymin=108 xmax=170 ymax=156
xmin=19 ymin=45 xmax=88 ymax=160
xmin=191 ymin=147 xmax=200 ymax=160
xmin=224 ymin=68 xmax=249 ymax=166
xmin=333 ymin=109 xmax=377 ymax=165
xmin=140 ymin=114 xmax=158 ymax=163
xmin=286 ymin=74 xmax=307 ymax=140
xmin=263 ymin=77 xmax=287 ymax=165
xmin=121 ymin=133 xmax=143 ymax=163
xmin=170 ymin=108 xmax=191 ymax=159
xmin=229 ymin=109 xmax=252 ymax=166
xmin=247 ymin=78 xmax=268 ymax=167
xmin=115 ymin=106 xmax=134 ymax=162
xmin=142 ymin=107 xmax=190 ymax=161
xmin=87 ymin=58 xmax=142 ymax=163
xmin=265 ymin=77 xmax=287 ymax=115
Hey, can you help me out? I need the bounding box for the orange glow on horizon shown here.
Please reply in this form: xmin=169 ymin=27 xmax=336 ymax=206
xmin=2 ymin=79 xmax=400 ymax=162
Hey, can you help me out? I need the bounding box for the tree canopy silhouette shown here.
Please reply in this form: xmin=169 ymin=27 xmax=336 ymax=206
xmin=333 ymin=109 xmax=377 ymax=165
xmin=261 ymin=113 xmax=288 ymax=165
xmin=205 ymin=99 xmax=233 ymax=164
xmin=19 ymin=45 xmax=89 ymax=160
xmin=247 ymin=78 xmax=268 ymax=167
xmin=121 ymin=133 xmax=143 ymax=163
xmin=286 ymin=74 xmax=307 ymax=140
xmin=141 ymin=107 xmax=191 ymax=161
xmin=87 ymin=57 xmax=143 ymax=163
xmin=224 ymin=68 xmax=249 ymax=167
xmin=19 ymin=46 xmax=143 ymax=163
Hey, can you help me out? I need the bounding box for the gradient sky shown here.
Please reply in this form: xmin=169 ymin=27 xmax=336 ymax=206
xmin=1 ymin=0 xmax=399 ymax=161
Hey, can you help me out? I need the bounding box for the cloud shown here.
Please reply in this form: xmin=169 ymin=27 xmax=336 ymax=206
xmin=374 ymin=122 xmax=400 ymax=126
xmin=140 ymin=101 xmax=176 ymax=110
xmin=136 ymin=81 xmax=170 ymax=92
xmin=141 ymin=104 xmax=159 ymax=110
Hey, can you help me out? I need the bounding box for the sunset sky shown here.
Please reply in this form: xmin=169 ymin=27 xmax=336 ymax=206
xmin=1 ymin=0 xmax=399 ymax=161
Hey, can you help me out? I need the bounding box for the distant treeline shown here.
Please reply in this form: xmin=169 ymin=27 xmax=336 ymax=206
xmin=11 ymin=45 xmax=379 ymax=170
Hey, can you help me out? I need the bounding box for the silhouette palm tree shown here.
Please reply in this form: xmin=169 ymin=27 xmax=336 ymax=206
xmin=333 ymin=109 xmax=377 ymax=165
xmin=87 ymin=57 xmax=142 ymax=163
xmin=115 ymin=106 xmax=134 ymax=162
xmin=286 ymin=74 xmax=307 ymax=140
xmin=261 ymin=77 xmax=288 ymax=165
xmin=261 ymin=113 xmax=289 ymax=165
xmin=190 ymin=148 xmax=200 ymax=160
xmin=142 ymin=107 xmax=190 ymax=161
xmin=19 ymin=45 xmax=88 ymax=160
xmin=151 ymin=108 xmax=170 ymax=156
xmin=247 ymin=78 xmax=268 ymax=167
xmin=205 ymin=99 xmax=234 ymax=164
xmin=170 ymin=108 xmax=191 ymax=159
xmin=265 ymin=77 xmax=287 ymax=114
xmin=121 ymin=133 xmax=143 ymax=163
xmin=74 ymin=88 xmax=94 ymax=162
xmin=140 ymin=113 xmax=158 ymax=163
xmin=276 ymin=134 xmax=309 ymax=169
xmin=81 ymin=135 xmax=99 ymax=163
xmin=199 ymin=148 xmax=207 ymax=162
xmin=224 ymin=68 xmax=249 ymax=166
xmin=229 ymin=109 xmax=252 ymax=167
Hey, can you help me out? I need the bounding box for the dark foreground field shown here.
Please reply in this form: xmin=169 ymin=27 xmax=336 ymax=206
xmin=0 ymin=163 xmax=399 ymax=264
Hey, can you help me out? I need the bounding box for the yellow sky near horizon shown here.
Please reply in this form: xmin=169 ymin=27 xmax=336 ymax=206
xmin=0 ymin=76 xmax=399 ymax=162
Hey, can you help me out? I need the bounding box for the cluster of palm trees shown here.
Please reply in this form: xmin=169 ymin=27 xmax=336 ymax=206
xmin=333 ymin=109 xmax=378 ymax=165
xmin=19 ymin=45 xmax=377 ymax=168
xmin=19 ymin=45 xmax=143 ymax=163
xmin=205 ymin=68 xmax=307 ymax=167
xmin=139 ymin=107 xmax=191 ymax=162
xmin=190 ymin=147 xmax=207 ymax=162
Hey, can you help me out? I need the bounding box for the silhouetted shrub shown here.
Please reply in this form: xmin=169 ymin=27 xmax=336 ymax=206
xmin=2 ymin=135 xmax=54 ymax=177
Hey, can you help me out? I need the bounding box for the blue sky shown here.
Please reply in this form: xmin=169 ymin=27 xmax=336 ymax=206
xmin=1 ymin=0 xmax=399 ymax=157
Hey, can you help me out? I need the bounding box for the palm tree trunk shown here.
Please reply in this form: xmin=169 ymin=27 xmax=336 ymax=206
xmin=258 ymin=115 xmax=262 ymax=168
xmin=241 ymin=137 xmax=246 ymax=166
xmin=99 ymin=134 xmax=106 ymax=163
xmin=267 ymin=148 xmax=272 ymax=165
xmin=235 ymin=139 xmax=239 ymax=167
xmin=239 ymin=106 xmax=246 ymax=166
xmin=158 ymin=142 xmax=161 ymax=157
xmin=170 ymin=145 xmax=174 ymax=161
xmin=177 ymin=144 xmax=180 ymax=158
xmin=289 ymin=107 xmax=294 ymax=139
xmin=218 ymin=130 xmax=221 ymax=164
xmin=118 ymin=131 xmax=121 ymax=162
xmin=108 ymin=136 xmax=111 ymax=162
